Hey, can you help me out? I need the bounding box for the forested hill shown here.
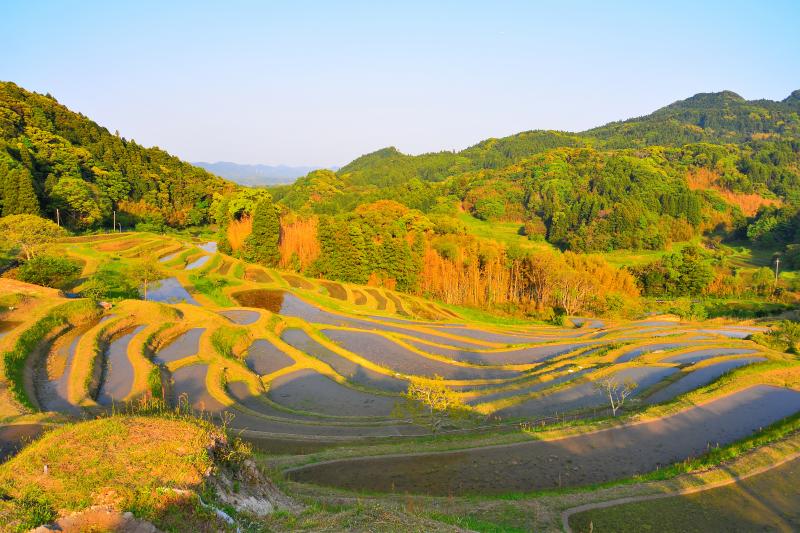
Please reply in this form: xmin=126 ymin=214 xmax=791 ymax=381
xmin=327 ymin=89 xmax=800 ymax=189
xmin=0 ymin=81 xmax=234 ymax=229
xmin=586 ymin=90 xmax=800 ymax=147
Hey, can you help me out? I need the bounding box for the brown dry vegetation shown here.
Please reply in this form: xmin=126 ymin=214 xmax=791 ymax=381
xmin=687 ymin=168 xmax=781 ymax=216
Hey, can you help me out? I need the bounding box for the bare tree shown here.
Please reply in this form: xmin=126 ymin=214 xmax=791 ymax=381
xmin=594 ymin=377 xmax=637 ymax=416
xmin=394 ymin=375 xmax=468 ymax=434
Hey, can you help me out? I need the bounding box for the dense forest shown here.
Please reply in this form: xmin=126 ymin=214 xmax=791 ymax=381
xmin=3 ymin=81 xmax=800 ymax=316
xmin=0 ymin=81 xmax=234 ymax=229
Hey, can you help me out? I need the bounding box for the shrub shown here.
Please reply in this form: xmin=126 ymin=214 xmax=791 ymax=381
xmin=16 ymin=255 xmax=81 ymax=289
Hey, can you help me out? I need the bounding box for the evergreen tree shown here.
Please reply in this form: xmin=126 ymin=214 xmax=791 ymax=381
xmin=15 ymin=167 xmax=40 ymax=215
xmin=243 ymin=196 xmax=280 ymax=266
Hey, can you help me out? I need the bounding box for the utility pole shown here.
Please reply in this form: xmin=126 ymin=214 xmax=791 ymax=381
xmin=775 ymin=257 xmax=780 ymax=286
xmin=56 ymin=208 xmax=60 ymax=227
xmin=113 ymin=210 xmax=116 ymax=233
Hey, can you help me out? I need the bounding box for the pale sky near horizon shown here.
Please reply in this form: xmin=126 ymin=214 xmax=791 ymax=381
xmin=2 ymin=1 xmax=799 ymax=167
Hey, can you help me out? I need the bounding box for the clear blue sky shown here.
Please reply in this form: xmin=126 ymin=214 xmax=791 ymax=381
xmin=2 ymin=1 xmax=799 ymax=167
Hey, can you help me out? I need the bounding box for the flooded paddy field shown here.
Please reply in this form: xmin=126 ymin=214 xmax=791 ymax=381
xmin=280 ymin=329 xmax=408 ymax=392
xmin=184 ymin=255 xmax=211 ymax=270
xmin=645 ymin=357 xmax=767 ymax=404
xmin=153 ymin=328 xmax=204 ymax=364
xmin=172 ymin=364 xmax=421 ymax=438
xmin=244 ymin=339 xmax=294 ymax=375
xmin=219 ymin=309 xmax=261 ymax=325
xmin=661 ymin=347 xmax=759 ymax=364
xmin=495 ymin=366 xmax=678 ymax=419
xmin=147 ymin=277 xmax=200 ymax=305
xmin=267 ymin=369 xmax=398 ymax=417
xmin=97 ymin=325 xmax=146 ymax=406
xmin=0 ymin=424 xmax=45 ymax=462
xmin=322 ymin=329 xmax=520 ymax=380
xmin=615 ymin=342 xmax=697 ymax=362
xmin=288 ymin=386 xmax=800 ymax=495
xmin=407 ymin=338 xmax=597 ymax=365
xmin=569 ymin=454 xmax=800 ymax=532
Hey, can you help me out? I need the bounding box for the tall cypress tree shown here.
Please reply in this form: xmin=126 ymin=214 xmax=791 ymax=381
xmin=14 ymin=167 xmax=40 ymax=215
xmin=243 ymin=196 xmax=280 ymax=266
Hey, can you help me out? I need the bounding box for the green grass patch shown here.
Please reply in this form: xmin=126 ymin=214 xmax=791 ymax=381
xmin=210 ymin=325 xmax=248 ymax=359
xmin=188 ymin=273 xmax=236 ymax=306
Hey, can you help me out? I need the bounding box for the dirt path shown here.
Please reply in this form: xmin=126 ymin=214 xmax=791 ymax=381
xmin=286 ymin=386 xmax=800 ymax=495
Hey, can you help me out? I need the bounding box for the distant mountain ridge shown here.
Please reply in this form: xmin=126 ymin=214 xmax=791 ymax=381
xmin=331 ymin=89 xmax=800 ymax=187
xmin=194 ymin=161 xmax=338 ymax=186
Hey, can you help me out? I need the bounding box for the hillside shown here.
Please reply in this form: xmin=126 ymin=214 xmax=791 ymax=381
xmin=322 ymin=89 xmax=800 ymax=192
xmin=272 ymin=90 xmax=800 ymax=261
xmin=0 ymin=81 xmax=235 ymax=229
xmin=587 ymin=90 xmax=800 ymax=147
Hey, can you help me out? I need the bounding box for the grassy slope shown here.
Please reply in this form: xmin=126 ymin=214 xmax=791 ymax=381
xmin=0 ymin=415 xmax=233 ymax=532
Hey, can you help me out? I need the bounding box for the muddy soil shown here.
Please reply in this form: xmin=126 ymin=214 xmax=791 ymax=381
xmin=352 ymin=290 xmax=367 ymax=305
xmin=244 ymin=339 xmax=294 ymax=375
xmin=385 ymin=292 xmax=410 ymax=316
xmin=323 ymin=329 xmax=520 ymax=380
xmin=365 ymin=288 xmax=387 ymax=310
xmin=320 ymin=281 xmax=347 ymax=300
xmin=244 ymin=267 xmax=273 ymax=283
xmin=288 ymin=385 xmax=800 ymax=495
xmin=282 ymin=274 xmax=314 ymax=289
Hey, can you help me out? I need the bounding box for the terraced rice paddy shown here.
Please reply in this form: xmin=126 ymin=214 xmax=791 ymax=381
xmin=288 ymin=386 xmax=800 ymax=495
xmin=244 ymin=339 xmax=294 ymax=375
xmin=569 ymin=455 xmax=800 ymax=532
xmin=97 ymin=325 xmax=146 ymax=406
xmin=146 ymin=277 xmax=200 ymax=305
xmin=267 ymin=369 xmax=398 ymax=417
xmin=153 ymin=328 xmax=204 ymax=364
xmin=219 ymin=309 xmax=261 ymax=325
xmin=7 ymin=232 xmax=799 ymax=528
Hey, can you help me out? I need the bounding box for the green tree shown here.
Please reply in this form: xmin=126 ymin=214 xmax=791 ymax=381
xmin=0 ymin=214 xmax=65 ymax=260
xmin=243 ymin=196 xmax=280 ymax=266
xmin=751 ymin=267 xmax=775 ymax=296
xmin=125 ymin=257 xmax=164 ymax=300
